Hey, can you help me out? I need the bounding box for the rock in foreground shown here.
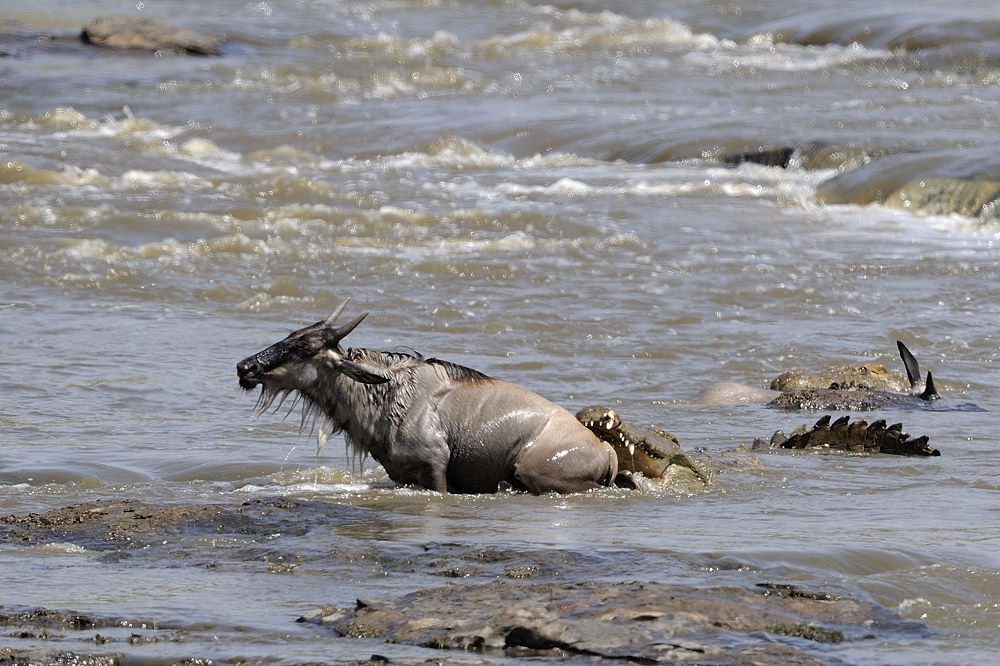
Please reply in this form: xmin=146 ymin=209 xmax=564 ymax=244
xmin=302 ymin=579 xmax=925 ymax=663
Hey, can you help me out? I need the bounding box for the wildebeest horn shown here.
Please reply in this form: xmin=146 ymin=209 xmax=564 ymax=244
xmin=331 ymin=312 xmax=369 ymax=345
xmin=325 ymin=298 xmax=352 ymax=326
xmin=323 ymin=297 xmax=369 ymax=344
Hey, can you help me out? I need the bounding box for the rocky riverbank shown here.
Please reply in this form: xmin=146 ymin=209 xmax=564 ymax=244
xmin=1 ymin=497 xmax=929 ymax=665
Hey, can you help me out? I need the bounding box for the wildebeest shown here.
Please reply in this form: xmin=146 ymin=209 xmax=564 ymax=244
xmin=236 ymin=300 xmax=619 ymax=494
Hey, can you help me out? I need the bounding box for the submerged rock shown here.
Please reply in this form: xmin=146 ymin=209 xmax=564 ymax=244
xmin=81 ymin=16 xmax=225 ymax=55
xmin=719 ymin=139 xmax=1000 ymax=219
xmin=0 ymin=496 xmax=365 ymax=555
xmin=816 ymin=145 xmax=1000 ymax=219
xmin=718 ymin=141 xmax=902 ymax=172
xmin=302 ymin=579 xmax=926 ymax=663
xmin=0 ymin=497 xmax=930 ymax=664
xmin=884 ymin=177 xmax=1000 ymax=218
xmin=721 ymin=145 xmax=798 ymax=168
xmin=0 ymin=649 xmax=123 ymax=666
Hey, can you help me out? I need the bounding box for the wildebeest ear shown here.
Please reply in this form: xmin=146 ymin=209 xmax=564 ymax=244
xmin=337 ymin=359 xmax=392 ymax=384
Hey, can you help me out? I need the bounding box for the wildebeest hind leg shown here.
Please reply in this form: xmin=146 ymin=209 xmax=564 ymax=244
xmin=510 ymin=441 xmax=618 ymax=494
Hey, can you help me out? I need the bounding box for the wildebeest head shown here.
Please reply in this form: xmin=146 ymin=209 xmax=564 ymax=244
xmin=236 ymin=298 xmax=390 ymax=396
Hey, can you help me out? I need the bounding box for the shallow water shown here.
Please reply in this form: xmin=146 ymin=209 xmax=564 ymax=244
xmin=3 ymin=0 xmax=1000 ymax=662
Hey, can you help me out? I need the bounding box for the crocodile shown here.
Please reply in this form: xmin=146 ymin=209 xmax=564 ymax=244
xmin=767 ymin=341 xmax=938 ymax=410
xmin=754 ymin=414 xmax=939 ymax=456
xmin=700 ymin=341 xmax=944 ymax=410
xmin=770 ymin=362 xmax=909 ymax=393
xmin=575 ymin=406 xmax=708 ymax=488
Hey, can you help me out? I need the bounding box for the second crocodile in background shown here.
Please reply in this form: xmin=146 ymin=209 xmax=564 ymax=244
xmin=700 ymin=341 xmax=944 ymax=410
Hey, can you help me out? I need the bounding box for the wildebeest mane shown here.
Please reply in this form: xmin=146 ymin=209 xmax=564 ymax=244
xmin=426 ymin=357 xmax=491 ymax=382
xmin=345 ymin=347 xmax=491 ymax=382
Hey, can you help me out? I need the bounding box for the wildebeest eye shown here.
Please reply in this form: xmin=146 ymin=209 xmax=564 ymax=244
xmin=291 ymin=335 xmax=325 ymax=357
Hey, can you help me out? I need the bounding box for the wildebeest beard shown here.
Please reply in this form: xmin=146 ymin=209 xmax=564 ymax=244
xmin=249 ymin=350 xmax=402 ymax=470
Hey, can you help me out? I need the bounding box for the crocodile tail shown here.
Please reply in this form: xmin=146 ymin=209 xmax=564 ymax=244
xmin=776 ymin=415 xmax=939 ymax=456
xmin=920 ymin=371 xmax=940 ymax=401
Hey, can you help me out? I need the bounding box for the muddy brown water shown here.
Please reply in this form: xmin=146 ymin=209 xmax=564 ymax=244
xmin=3 ymin=0 xmax=1000 ymax=663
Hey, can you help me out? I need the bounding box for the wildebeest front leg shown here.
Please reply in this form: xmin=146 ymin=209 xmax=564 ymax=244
xmin=382 ymin=459 xmax=449 ymax=493
xmin=510 ymin=439 xmax=618 ymax=494
xmin=395 ymin=451 xmax=452 ymax=493
xmin=379 ymin=432 xmax=452 ymax=493
xmin=413 ymin=463 xmax=449 ymax=494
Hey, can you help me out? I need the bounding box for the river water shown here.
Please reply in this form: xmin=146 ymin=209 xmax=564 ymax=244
xmin=3 ymin=0 xmax=1000 ymax=662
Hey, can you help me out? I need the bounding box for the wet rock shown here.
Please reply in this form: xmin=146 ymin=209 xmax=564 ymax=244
xmin=721 ymin=145 xmax=797 ymax=168
xmin=0 ymin=497 xmax=364 ymax=555
xmin=81 ymin=17 xmax=225 ymax=56
xmin=793 ymin=142 xmax=900 ymax=172
xmin=301 ymin=580 xmax=926 ymax=663
xmin=0 ymin=649 xmax=124 ymax=666
xmin=0 ymin=609 xmax=178 ymax=666
xmin=0 ymin=608 xmax=112 ymax=631
xmin=816 ymin=145 xmax=1000 ymax=219
xmin=716 ymin=139 xmax=1000 ymax=220
xmin=755 ymin=414 xmax=939 ymax=456
xmin=0 ymin=497 xmax=931 ymax=664
xmin=885 ymin=177 xmax=1000 ymax=217
xmin=719 ymin=142 xmax=904 ymax=172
